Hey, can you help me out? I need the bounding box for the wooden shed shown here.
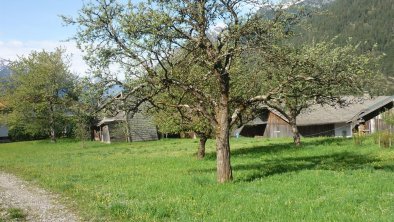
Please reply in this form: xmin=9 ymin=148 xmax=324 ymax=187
xmin=235 ymin=96 xmax=394 ymax=138
xmin=96 ymin=111 xmax=158 ymax=143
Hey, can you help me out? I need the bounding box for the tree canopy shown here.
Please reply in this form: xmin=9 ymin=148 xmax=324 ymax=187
xmin=3 ymin=49 xmax=76 ymax=142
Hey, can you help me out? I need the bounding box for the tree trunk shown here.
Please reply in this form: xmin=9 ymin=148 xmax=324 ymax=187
xmin=124 ymin=111 xmax=132 ymax=142
xmin=50 ymin=127 xmax=56 ymax=143
xmin=289 ymin=118 xmax=300 ymax=146
xmin=215 ymin=103 xmax=233 ymax=183
xmin=197 ymin=134 xmax=207 ymax=159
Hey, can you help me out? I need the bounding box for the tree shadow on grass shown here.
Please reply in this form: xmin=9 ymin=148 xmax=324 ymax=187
xmin=235 ymin=151 xmax=387 ymax=182
xmin=204 ymin=143 xmax=295 ymax=160
xmin=197 ymin=138 xmax=393 ymax=181
xmin=204 ymin=137 xmax=351 ymax=161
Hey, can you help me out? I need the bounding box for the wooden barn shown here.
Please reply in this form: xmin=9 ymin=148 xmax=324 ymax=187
xmin=235 ymin=96 xmax=394 ymax=138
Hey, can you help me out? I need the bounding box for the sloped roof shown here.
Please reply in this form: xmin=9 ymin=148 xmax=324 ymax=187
xmin=296 ymin=96 xmax=394 ymax=126
xmin=243 ymin=96 xmax=394 ymax=127
xmin=245 ymin=117 xmax=266 ymax=125
xmin=97 ymin=111 xmax=126 ymax=126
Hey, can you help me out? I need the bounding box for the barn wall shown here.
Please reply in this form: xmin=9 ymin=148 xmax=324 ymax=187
xmin=129 ymin=113 xmax=158 ymax=142
xmin=298 ymin=124 xmax=335 ymax=137
xmin=263 ymin=112 xmax=292 ymax=138
xmin=240 ymin=124 xmax=266 ymax=137
xmin=334 ymin=123 xmax=352 ymax=137
xmin=367 ymin=113 xmax=393 ymax=133
xmin=108 ymin=122 xmax=127 ymax=142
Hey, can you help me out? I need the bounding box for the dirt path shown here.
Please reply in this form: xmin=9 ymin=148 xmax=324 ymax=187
xmin=0 ymin=172 xmax=80 ymax=222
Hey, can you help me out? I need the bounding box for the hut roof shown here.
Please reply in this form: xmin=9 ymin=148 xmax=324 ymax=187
xmin=97 ymin=111 xmax=126 ymax=126
xmin=297 ymin=96 xmax=394 ymax=126
xmin=244 ymin=96 xmax=394 ymax=127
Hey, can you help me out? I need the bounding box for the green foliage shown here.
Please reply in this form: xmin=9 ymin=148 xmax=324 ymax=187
xmin=377 ymin=111 xmax=394 ymax=148
xmin=73 ymin=120 xmax=91 ymax=147
xmin=0 ymin=207 xmax=27 ymax=222
xmin=0 ymin=138 xmax=393 ymax=221
xmin=3 ymin=48 xmax=76 ymax=141
xmin=353 ymin=133 xmax=366 ymax=146
xmin=379 ymin=131 xmax=393 ymax=148
xmin=382 ymin=111 xmax=394 ymax=126
xmin=7 ymin=208 xmax=27 ymax=220
xmin=297 ymin=0 xmax=394 ymax=92
xmin=69 ymin=77 xmax=103 ymax=143
xmin=248 ymin=39 xmax=383 ymax=108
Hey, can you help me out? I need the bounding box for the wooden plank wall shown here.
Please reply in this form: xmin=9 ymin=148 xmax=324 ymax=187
xmin=263 ymin=112 xmax=292 ymax=138
xmin=129 ymin=113 xmax=159 ymax=142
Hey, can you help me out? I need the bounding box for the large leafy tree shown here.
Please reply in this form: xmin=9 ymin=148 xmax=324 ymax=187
xmin=63 ymin=0 xmax=309 ymax=182
xmin=4 ymin=49 xmax=76 ymax=142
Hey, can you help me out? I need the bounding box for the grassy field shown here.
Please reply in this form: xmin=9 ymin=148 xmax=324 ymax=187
xmin=0 ymin=137 xmax=393 ymax=221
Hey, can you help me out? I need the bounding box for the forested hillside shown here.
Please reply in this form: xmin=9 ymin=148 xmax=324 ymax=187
xmin=0 ymin=66 xmax=10 ymax=78
xmin=297 ymin=0 xmax=394 ymax=88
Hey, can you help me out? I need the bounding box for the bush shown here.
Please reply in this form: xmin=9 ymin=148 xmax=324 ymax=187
xmin=8 ymin=125 xmax=46 ymax=141
xmin=353 ymin=133 xmax=366 ymax=145
xmin=373 ymin=131 xmax=393 ymax=148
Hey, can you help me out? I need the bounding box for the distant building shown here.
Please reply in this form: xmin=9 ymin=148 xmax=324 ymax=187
xmin=235 ymin=96 xmax=394 ymax=138
xmin=0 ymin=101 xmax=9 ymax=141
xmin=95 ymin=93 xmax=158 ymax=143
xmin=96 ymin=111 xmax=158 ymax=143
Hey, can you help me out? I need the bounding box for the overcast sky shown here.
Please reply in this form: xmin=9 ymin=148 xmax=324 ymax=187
xmin=0 ymin=0 xmax=281 ymax=76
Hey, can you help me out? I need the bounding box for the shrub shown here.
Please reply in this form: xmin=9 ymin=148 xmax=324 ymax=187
xmin=353 ymin=133 xmax=366 ymax=145
xmin=379 ymin=131 xmax=393 ymax=148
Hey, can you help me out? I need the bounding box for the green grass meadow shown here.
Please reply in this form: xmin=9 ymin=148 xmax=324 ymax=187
xmin=0 ymin=137 xmax=393 ymax=221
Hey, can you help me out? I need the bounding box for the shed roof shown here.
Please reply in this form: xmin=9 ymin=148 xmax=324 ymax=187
xmin=244 ymin=96 xmax=394 ymax=127
xmin=244 ymin=117 xmax=266 ymax=125
xmin=297 ymin=96 xmax=394 ymax=126
xmin=97 ymin=111 xmax=126 ymax=126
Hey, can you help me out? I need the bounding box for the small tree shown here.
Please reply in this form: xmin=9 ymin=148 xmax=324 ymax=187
xmin=4 ymin=48 xmax=76 ymax=142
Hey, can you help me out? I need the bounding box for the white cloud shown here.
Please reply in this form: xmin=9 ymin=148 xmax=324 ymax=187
xmin=0 ymin=39 xmax=89 ymax=76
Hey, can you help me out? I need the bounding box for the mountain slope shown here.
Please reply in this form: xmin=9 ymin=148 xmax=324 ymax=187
xmin=0 ymin=66 xmax=11 ymax=78
xmin=298 ymin=0 xmax=394 ymax=81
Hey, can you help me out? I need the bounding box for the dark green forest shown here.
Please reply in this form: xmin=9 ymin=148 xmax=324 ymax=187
xmin=296 ymin=0 xmax=393 ymax=91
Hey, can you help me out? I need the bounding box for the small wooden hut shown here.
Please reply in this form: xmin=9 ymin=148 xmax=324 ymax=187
xmin=96 ymin=111 xmax=158 ymax=143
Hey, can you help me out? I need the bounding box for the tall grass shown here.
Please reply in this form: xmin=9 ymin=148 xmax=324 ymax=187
xmin=0 ymin=137 xmax=393 ymax=221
